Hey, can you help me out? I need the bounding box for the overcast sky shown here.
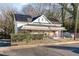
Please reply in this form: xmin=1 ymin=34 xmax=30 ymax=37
xmin=0 ymin=3 xmax=28 ymax=11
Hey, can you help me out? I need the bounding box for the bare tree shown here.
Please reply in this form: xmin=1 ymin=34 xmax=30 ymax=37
xmin=22 ymin=4 xmax=37 ymax=17
xmin=0 ymin=8 xmax=18 ymax=34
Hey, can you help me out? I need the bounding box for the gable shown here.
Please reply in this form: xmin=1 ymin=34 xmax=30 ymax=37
xmin=32 ymin=15 xmax=52 ymax=24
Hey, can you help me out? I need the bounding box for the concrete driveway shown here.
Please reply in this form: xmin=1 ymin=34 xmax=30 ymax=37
xmin=1 ymin=43 xmax=79 ymax=56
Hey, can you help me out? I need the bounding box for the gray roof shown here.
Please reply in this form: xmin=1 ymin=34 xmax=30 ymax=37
xmin=15 ymin=14 xmax=60 ymax=24
xmin=15 ymin=14 xmax=32 ymax=22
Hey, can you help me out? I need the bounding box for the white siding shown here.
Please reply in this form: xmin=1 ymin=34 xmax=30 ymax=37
xmin=16 ymin=22 xmax=27 ymax=27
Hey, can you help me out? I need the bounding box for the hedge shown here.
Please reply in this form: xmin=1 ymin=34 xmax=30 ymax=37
xmin=0 ymin=32 xmax=10 ymax=39
xmin=11 ymin=33 xmax=44 ymax=42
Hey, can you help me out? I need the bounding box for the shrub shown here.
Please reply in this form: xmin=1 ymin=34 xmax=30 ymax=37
xmin=11 ymin=33 xmax=44 ymax=42
xmin=0 ymin=32 xmax=10 ymax=39
xmin=31 ymin=34 xmax=44 ymax=40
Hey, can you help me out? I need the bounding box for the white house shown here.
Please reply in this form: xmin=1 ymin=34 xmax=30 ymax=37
xmin=14 ymin=14 xmax=66 ymax=39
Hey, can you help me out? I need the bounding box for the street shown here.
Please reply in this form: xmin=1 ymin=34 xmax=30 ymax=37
xmin=1 ymin=43 xmax=79 ymax=56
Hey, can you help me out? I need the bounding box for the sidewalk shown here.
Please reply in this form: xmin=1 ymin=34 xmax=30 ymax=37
xmin=0 ymin=40 xmax=79 ymax=52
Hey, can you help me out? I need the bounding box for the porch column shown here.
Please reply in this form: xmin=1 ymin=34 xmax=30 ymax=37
xmin=57 ymin=30 xmax=61 ymax=38
xmin=61 ymin=30 xmax=64 ymax=38
xmin=54 ymin=31 xmax=60 ymax=39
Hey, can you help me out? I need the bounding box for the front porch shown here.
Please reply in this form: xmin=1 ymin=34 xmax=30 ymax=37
xmin=19 ymin=29 xmax=64 ymax=39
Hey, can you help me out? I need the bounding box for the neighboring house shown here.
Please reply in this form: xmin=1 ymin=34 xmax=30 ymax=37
xmin=14 ymin=14 xmax=66 ymax=39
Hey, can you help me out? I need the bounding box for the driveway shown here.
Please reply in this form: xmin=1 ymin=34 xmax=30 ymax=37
xmin=1 ymin=43 xmax=79 ymax=56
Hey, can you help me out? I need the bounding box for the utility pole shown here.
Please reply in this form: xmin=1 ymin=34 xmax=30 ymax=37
xmin=74 ymin=4 xmax=78 ymax=40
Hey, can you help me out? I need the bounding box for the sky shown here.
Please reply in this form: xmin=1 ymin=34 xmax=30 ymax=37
xmin=0 ymin=3 xmax=28 ymax=11
xmin=13 ymin=3 xmax=28 ymax=10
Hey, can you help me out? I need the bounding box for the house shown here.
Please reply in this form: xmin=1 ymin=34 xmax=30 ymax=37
xmin=14 ymin=14 xmax=66 ymax=39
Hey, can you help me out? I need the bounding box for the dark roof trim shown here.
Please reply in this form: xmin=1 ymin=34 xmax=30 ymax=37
xmin=32 ymin=15 xmax=41 ymax=21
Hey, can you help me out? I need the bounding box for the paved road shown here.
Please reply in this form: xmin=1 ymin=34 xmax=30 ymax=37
xmin=1 ymin=43 xmax=79 ymax=56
